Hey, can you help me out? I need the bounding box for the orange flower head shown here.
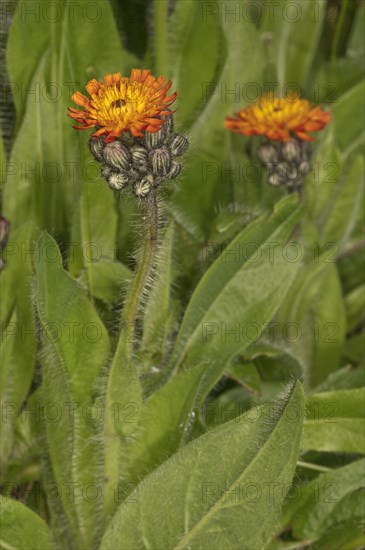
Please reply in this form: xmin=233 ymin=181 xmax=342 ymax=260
xmin=225 ymin=94 xmax=331 ymax=142
xmin=68 ymin=69 xmax=177 ymax=143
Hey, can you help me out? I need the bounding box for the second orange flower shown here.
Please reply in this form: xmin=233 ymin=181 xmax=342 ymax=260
xmin=224 ymin=94 xmax=331 ymax=142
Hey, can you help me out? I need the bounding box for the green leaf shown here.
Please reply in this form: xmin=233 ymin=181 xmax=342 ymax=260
xmin=35 ymin=232 xmax=110 ymax=547
xmin=312 ymin=365 xmax=365 ymax=393
xmin=201 ymin=386 xmax=257 ymax=429
xmin=78 ymin=258 xmax=131 ymax=303
xmin=332 ymin=80 xmax=365 ymax=151
xmin=285 ymin=459 xmax=365 ymax=540
xmin=4 ymin=0 xmax=123 ymax=270
xmin=100 ymin=381 xmax=304 ymax=550
xmin=321 ymin=155 xmax=364 ymax=250
xmin=345 ymin=284 xmax=365 ymax=333
xmin=261 ymin=0 xmax=325 ymax=89
xmin=123 ymin=364 xmax=209 ymax=486
xmin=102 ymin=326 xmax=142 ymax=519
xmin=343 ymin=331 xmax=365 ymax=365
xmin=172 ymin=1 xmax=264 ymax=238
xmin=0 ymin=499 xmax=52 ymax=550
xmin=347 ymin=2 xmax=365 ymax=58
xmin=168 ymin=0 xmax=224 ymax=129
xmin=227 ymin=360 xmax=261 ymax=394
xmin=303 ymin=129 xmax=342 ymax=223
xmin=169 ymin=196 xmax=302 ymax=378
xmin=0 ymin=223 xmax=38 ymax=466
xmin=301 ymin=389 xmax=365 ymax=454
xmin=308 ymin=489 xmax=365 ymax=550
xmin=338 ymin=244 xmax=365 ymax=294
xmin=277 ymin=261 xmax=346 ymax=387
xmin=244 ymin=327 xmax=306 ymax=382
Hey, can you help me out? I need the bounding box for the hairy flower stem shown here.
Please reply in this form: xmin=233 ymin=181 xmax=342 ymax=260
xmin=122 ymin=188 xmax=158 ymax=349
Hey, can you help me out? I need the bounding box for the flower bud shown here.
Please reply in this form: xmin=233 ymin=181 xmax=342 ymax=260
xmin=131 ymin=146 xmax=149 ymax=171
xmin=168 ymin=161 xmax=181 ymax=179
xmin=134 ymin=174 xmax=153 ymax=198
xmin=107 ymin=171 xmax=129 ymax=190
xmin=257 ymin=143 xmax=278 ymax=165
xmin=286 ymin=164 xmax=298 ymax=180
xmin=281 ymin=139 xmax=301 ymax=162
xmin=276 ymin=162 xmax=290 ymax=179
xmin=145 ymin=128 xmax=164 ymax=149
xmin=89 ymin=137 xmax=105 ymax=161
xmin=103 ymin=141 xmax=131 ymax=171
xmin=101 ymin=165 xmax=112 ymax=180
xmin=169 ymin=134 xmax=189 ymax=157
xmin=268 ymin=173 xmax=283 ymax=187
xmin=301 ymin=142 xmax=312 ymax=161
xmin=298 ymin=161 xmax=311 ymax=176
xmin=161 ymin=111 xmax=174 ymax=135
xmin=150 ymin=147 xmax=171 ymax=177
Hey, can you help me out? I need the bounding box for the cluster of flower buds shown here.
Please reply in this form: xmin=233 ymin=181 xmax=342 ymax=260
xmin=89 ymin=112 xmax=188 ymax=198
xmin=257 ymin=138 xmax=312 ymax=192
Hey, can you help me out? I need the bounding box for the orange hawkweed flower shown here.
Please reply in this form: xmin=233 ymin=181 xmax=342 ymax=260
xmin=68 ymin=69 xmax=177 ymax=143
xmin=225 ymin=94 xmax=331 ymax=142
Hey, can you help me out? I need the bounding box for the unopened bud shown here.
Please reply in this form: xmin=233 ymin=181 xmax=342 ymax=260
xmin=161 ymin=111 xmax=174 ymax=135
xmin=301 ymin=142 xmax=312 ymax=161
xmin=145 ymin=128 xmax=164 ymax=149
xmin=168 ymin=161 xmax=181 ymax=179
xmin=134 ymin=174 xmax=153 ymax=198
xmin=108 ymin=171 xmax=129 ymax=190
xmin=277 ymin=162 xmax=290 ymax=179
xmin=286 ymin=164 xmax=298 ymax=179
xmin=101 ymin=165 xmax=112 ymax=180
xmin=150 ymin=147 xmax=171 ymax=177
xmin=257 ymin=143 xmax=278 ymax=164
xmin=131 ymin=146 xmax=148 ymax=171
xmin=298 ymin=161 xmax=311 ymax=176
xmin=89 ymin=137 xmax=105 ymax=162
xmin=103 ymin=141 xmax=131 ymax=171
xmin=169 ymin=134 xmax=189 ymax=157
xmin=281 ymin=139 xmax=301 ymax=162
xmin=268 ymin=173 xmax=283 ymax=186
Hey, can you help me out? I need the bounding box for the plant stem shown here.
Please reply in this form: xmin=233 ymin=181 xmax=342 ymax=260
xmin=154 ymin=0 xmax=169 ymax=75
xmin=296 ymin=460 xmax=331 ymax=473
xmin=122 ymin=188 xmax=158 ymax=347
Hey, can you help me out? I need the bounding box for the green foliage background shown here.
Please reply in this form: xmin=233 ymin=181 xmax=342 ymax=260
xmin=0 ymin=0 xmax=364 ymax=549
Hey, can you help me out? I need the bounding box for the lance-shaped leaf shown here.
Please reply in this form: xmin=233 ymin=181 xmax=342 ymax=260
xmin=171 ymin=1 xmax=264 ymax=238
xmin=284 ymin=458 xmax=365 ymax=541
xmin=0 ymin=499 xmax=52 ymax=550
xmin=78 ymin=258 xmax=131 ymax=304
xmin=35 ymin=232 xmax=110 ymax=548
xmin=102 ymin=326 xmax=142 ymax=521
xmin=277 ymin=260 xmax=346 ymax=387
xmin=123 ymin=364 xmax=211 ymax=487
xmin=0 ymin=223 xmax=38 ymax=466
xmin=332 ymin=80 xmax=365 ymax=151
xmin=321 ymin=154 xmax=364 ymax=250
xmin=301 ymin=388 xmax=365 ymax=454
xmin=262 ymin=0 xmax=325 ymax=88
xmin=100 ymin=381 xmax=304 ymax=550
xmin=168 ymin=195 xmax=302 ymax=378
